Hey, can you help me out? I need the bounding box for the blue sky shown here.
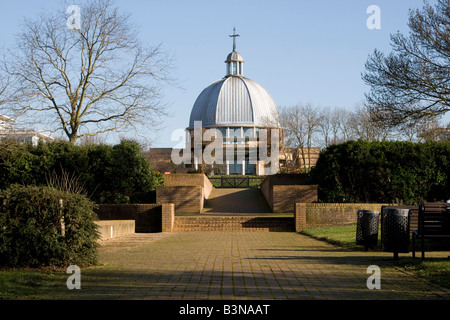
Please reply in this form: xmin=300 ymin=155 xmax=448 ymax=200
xmin=0 ymin=0 xmax=430 ymax=147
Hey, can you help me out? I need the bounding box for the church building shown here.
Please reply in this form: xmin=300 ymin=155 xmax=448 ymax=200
xmin=184 ymin=28 xmax=282 ymax=175
xmin=146 ymin=29 xmax=319 ymax=175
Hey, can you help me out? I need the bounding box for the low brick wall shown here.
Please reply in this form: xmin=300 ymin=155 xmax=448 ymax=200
xmin=95 ymin=220 xmax=135 ymax=241
xmin=260 ymin=175 xmax=317 ymax=212
xmin=156 ymin=186 xmax=203 ymax=213
xmin=161 ymin=203 xmax=175 ymax=232
xmin=294 ymin=203 xmax=388 ymax=232
xmin=164 ymin=173 xmax=213 ymax=199
xmin=96 ymin=203 xmax=175 ymax=233
xmin=260 ymin=175 xmax=272 ymax=209
xmin=272 ymin=185 xmax=318 ymax=213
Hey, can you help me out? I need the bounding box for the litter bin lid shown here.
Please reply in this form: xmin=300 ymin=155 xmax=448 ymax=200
xmin=382 ymin=208 xmax=410 ymax=217
xmin=357 ymin=210 xmax=379 ymax=215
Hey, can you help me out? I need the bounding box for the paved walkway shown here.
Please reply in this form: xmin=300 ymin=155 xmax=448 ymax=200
xmin=48 ymin=232 xmax=450 ymax=300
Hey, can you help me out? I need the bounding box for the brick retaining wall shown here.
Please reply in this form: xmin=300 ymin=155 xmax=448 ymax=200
xmin=260 ymin=175 xmax=317 ymax=212
xmin=163 ymin=173 xmax=213 ymax=199
xmin=294 ymin=203 xmax=389 ymax=232
xmin=156 ymin=186 xmax=204 ymax=213
xmin=95 ymin=220 xmax=135 ymax=240
xmin=96 ymin=203 xmax=175 ymax=233
xmin=272 ymin=185 xmax=318 ymax=212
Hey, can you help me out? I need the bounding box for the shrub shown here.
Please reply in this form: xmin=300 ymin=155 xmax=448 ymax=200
xmin=310 ymin=140 xmax=450 ymax=204
xmin=0 ymin=184 xmax=99 ymax=267
xmin=0 ymin=139 xmax=164 ymax=204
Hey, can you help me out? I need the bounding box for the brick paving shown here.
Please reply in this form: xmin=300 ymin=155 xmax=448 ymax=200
xmin=49 ymin=231 xmax=450 ymax=300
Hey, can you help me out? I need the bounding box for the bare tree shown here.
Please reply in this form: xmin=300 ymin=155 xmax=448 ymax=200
xmin=349 ymin=104 xmax=394 ymax=142
xmin=279 ymin=104 xmax=321 ymax=172
xmin=0 ymin=79 xmax=8 ymax=107
xmin=332 ymin=108 xmax=353 ymax=143
xmin=362 ymin=0 xmax=450 ymax=125
xmin=1 ymin=0 xmax=173 ymax=144
xmin=318 ymin=107 xmax=354 ymax=147
xmin=318 ymin=107 xmax=331 ymax=148
xmin=417 ymin=117 xmax=450 ymax=141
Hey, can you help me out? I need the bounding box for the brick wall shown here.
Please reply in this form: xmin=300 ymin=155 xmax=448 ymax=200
xmin=260 ymin=174 xmax=317 ymax=213
xmin=156 ymin=185 xmax=204 ymax=213
xmin=163 ymin=173 xmax=213 ymax=199
xmin=294 ymin=203 xmax=388 ymax=232
xmin=161 ymin=203 xmax=175 ymax=232
xmin=96 ymin=204 xmax=163 ymax=233
xmin=272 ymin=185 xmax=318 ymax=213
xmin=260 ymin=175 xmax=272 ymax=210
xmin=95 ymin=220 xmax=135 ymax=240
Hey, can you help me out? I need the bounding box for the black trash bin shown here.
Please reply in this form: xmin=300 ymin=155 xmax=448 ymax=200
xmin=356 ymin=210 xmax=380 ymax=250
xmin=442 ymin=204 xmax=450 ymax=234
xmin=381 ymin=207 xmax=411 ymax=259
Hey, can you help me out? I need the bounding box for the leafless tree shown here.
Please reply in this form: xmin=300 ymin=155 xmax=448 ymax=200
xmin=0 ymin=79 xmax=8 ymax=107
xmin=318 ymin=107 xmax=355 ymax=147
xmin=417 ymin=118 xmax=450 ymax=141
xmin=362 ymin=0 xmax=450 ymax=126
xmin=348 ymin=104 xmax=394 ymax=142
xmin=279 ymin=104 xmax=321 ymax=172
xmin=334 ymin=108 xmax=354 ymax=143
xmin=318 ymin=107 xmax=332 ymax=148
xmin=1 ymin=0 xmax=173 ymax=144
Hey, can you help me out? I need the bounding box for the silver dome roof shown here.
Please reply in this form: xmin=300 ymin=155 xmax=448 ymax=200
xmin=188 ymin=76 xmax=279 ymax=128
xmin=226 ymin=51 xmax=244 ymax=62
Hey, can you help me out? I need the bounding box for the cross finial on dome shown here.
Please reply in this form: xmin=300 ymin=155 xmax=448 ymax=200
xmin=229 ymin=27 xmax=240 ymax=51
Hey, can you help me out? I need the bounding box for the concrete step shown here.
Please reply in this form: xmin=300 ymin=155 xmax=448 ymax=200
xmin=173 ymin=215 xmax=294 ymax=232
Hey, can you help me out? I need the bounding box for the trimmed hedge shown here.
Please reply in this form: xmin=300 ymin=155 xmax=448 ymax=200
xmin=310 ymin=140 xmax=450 ymax=204
xmin=0 ymin=139 xmax=164 ymax=204
xmin=0 ymin=185 xmax=99 ymax=267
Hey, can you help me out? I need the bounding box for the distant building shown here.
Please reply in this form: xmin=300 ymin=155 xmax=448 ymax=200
xmin=0 ymin=114 xmax=54 ymax=146
xmin=148 ymin=29 xmax=319 ymax=175
xmin=0 ymin=114 xmax=15 ymax=131
xmin=185 ymin=29 xmax=282 ymax=175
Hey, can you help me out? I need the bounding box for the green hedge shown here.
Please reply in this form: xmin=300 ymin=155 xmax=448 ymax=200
xmin=0 ymin=185 xmax=99 ymax=267
xmin=309 ymin=140 xmax=450 ymax=204
xmin=0 ymin=139 xmax=163 ymax=204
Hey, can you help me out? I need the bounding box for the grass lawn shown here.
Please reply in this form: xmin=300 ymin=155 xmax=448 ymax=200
xmin=302 ymin=224 xmax=450 ymax=289
xmin=301 ymin=224 xmax=365 ymax=249
xmin=0 ymin=268 xmax=65 ymax=300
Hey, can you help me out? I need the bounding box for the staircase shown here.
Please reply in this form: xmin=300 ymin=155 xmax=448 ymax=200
xmin=173 ymin=188 xmax=294 ymax=232
xmin=173 ymin=215 xmax=294 ymax=232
